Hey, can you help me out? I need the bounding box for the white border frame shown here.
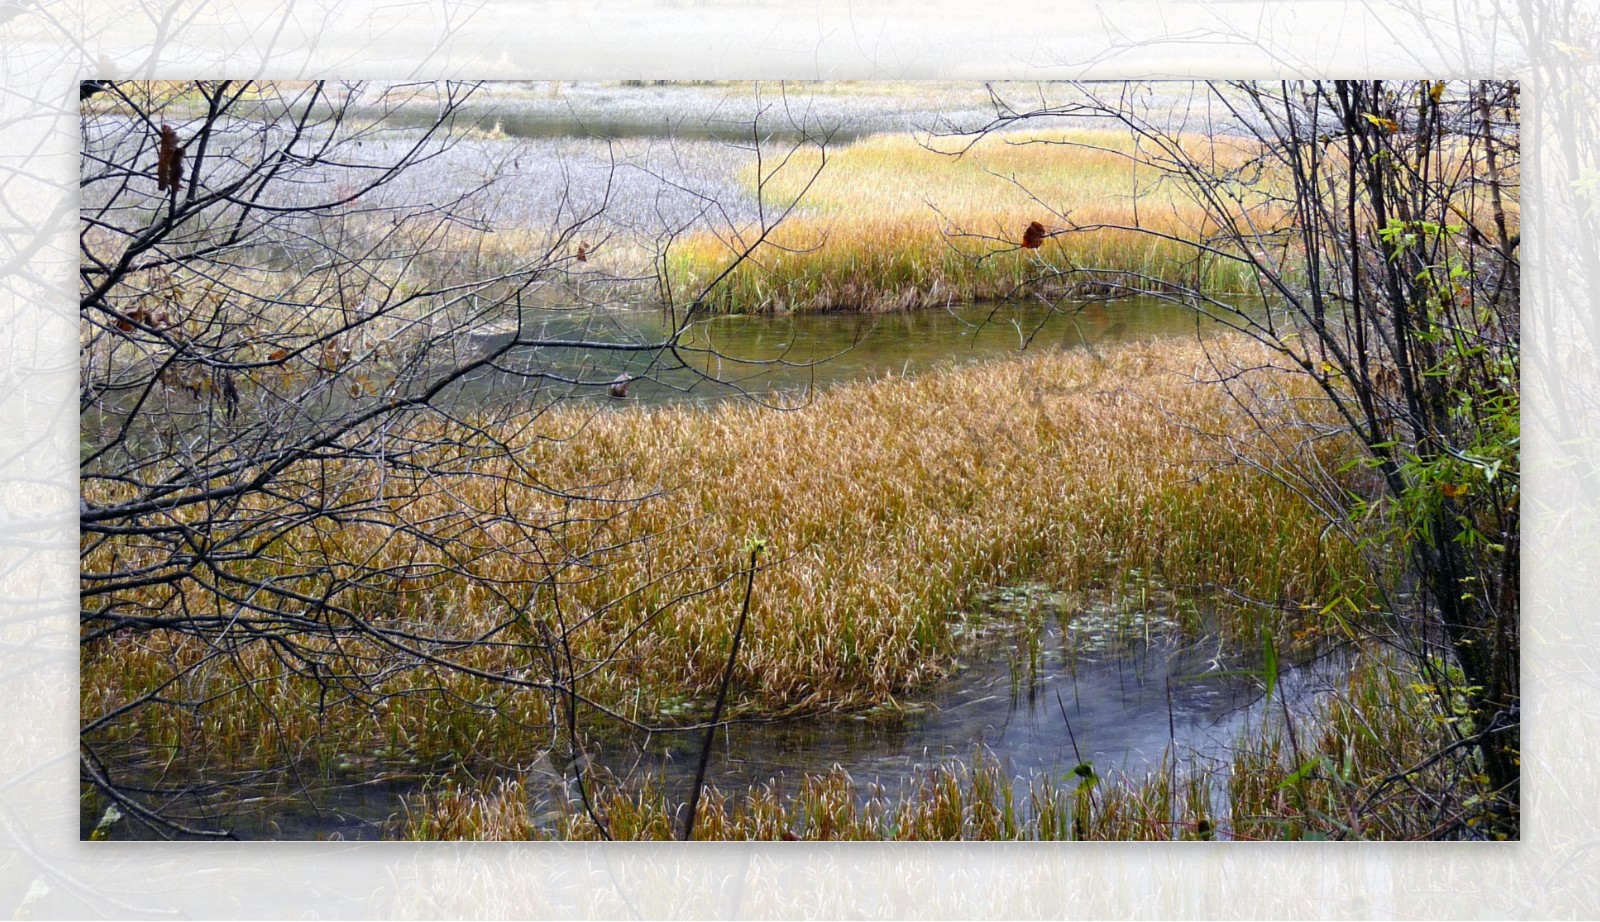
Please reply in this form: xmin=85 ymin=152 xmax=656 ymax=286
xmin=3 ymin=1 xmax=1591 ymax=917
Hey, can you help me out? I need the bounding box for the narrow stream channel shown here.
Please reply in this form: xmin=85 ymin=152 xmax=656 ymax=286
xmin=448 ymin=294 xmax=1247 ymax=409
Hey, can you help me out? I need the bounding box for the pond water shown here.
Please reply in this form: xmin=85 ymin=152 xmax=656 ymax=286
xmin=84 ymin=584 xmax=1347 ymax=841
xmin=567 ymin=586 xmax=1346 ymax=832
xmin=80 ymin=294 xmax=1246 ymax=467
xmin=451 ymin=294 xmax=1243 ymax=410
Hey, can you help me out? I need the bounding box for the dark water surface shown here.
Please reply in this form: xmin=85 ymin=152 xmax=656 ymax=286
xmin=592 ymin=590 xmax=1344 ymax=821
xmin=453 ymin=295 xmax=1241 ymax=410
xmin=80 ymin=296 xmax=1243 ymax=455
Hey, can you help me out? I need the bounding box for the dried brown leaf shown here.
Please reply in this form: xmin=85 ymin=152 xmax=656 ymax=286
xmin=157 ymin=124 xmax=185 ymax=193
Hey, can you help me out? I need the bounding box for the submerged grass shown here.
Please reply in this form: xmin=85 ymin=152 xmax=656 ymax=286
xmin=82 ymin=334 xmax=1362 ymax=782
xmin=668 ymin=128 xmax=1274 ymax=313
xmin=401 ymin=650 xmax=1498 ymax=841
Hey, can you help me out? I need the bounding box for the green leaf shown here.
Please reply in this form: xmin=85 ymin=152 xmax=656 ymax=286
xmin=1278 ymin=755 xmax=1325 ymax=789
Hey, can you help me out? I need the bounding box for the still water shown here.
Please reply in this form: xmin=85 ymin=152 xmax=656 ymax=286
xmin=80 ymin=295 xmax=1246 ymax=463
xmin=577 ymin=586 xmax=1344 ymax=830
xmin=452 ymin=295 xmax=1240 ymax=410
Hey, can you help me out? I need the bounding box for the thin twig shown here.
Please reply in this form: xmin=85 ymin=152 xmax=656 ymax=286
xmin=682 ymin=545 xmax=762 ymax=841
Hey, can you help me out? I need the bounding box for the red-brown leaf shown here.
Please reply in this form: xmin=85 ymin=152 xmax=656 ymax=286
xmin=157 ymin=125 xmax=184 ymax=193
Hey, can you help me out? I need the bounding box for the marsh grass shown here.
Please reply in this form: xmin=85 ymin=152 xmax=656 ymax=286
xmin=401 ymin=648 xmax=1497 ymax=841
xmin=667 ymin=128 xmax=1273 ymax=313
xmin=401 ymin=775 xmax=539 ymax=841
xmin=82 ymin=334 xmax=1363 ymax=786
xmin=410 ymin=760 xmax=1171 ymax=841
xmin=407 ymin=751 xmax=1241 ymax=841
xmin=1226 ymin=651 xmax=1507 ymax=840
xmin=664 ymin=123 xmax=1515 ymax=316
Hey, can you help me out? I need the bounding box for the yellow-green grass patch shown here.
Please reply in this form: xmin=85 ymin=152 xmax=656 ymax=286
xmin=82 ymin=334 xmax=1364 ymax=774
xmin=668 ymin=128 xmax=1274 ymax=313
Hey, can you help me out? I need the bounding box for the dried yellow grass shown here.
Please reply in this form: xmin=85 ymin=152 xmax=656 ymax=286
xmin=82 ymin=334 xmax=1360 ymax=773
xmin=669 ymin=128 xmax=1270 ymax=312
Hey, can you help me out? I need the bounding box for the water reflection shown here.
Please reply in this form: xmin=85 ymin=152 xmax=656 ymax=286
xmin=80 ymin=295 xmax=1247 ymax=462
xmin=579 ymin=588 xmax=1340 ymax=828
xmin=459 ymin=295 xmax=1241 ymax=409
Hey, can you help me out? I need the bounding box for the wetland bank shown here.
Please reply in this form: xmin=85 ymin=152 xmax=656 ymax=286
xmin=80 ymin=80 xmax=1520 ymax=840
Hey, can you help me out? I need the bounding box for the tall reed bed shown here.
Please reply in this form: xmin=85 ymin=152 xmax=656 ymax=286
xmin=667 ymin=128 xmax=1275 ymax=313
xmin=82 ymin=335 xmax=1360 ymax=776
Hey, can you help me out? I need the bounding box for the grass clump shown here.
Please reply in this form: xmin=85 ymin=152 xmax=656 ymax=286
xmin=667 ymin=128 xmax=1272 ymax=313
xmin=1227 ymin=653 xmax=1510 ymax=840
